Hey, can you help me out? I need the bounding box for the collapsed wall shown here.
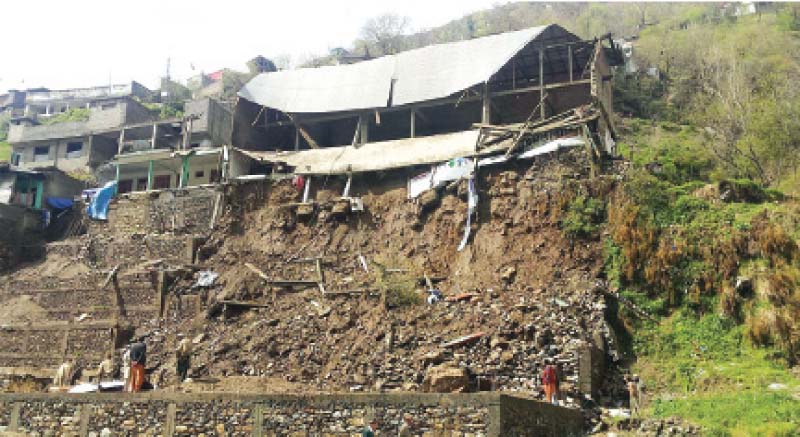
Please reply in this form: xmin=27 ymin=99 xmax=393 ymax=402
xmin=0 ymin=145 xmax=619 ymax=431
xmin=135 ymin=147 xmax=618 ymax=404
xmin=0 ymin=187 xmax=222 ymax=383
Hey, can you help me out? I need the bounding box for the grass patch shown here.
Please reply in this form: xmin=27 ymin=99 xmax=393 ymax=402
xmin=0 ymin=141 xmax=10 ymax=162
xmin=634 ymin=312 xmax=800 ymax=436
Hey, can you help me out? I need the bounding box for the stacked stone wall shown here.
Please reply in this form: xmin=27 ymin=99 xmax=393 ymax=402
xmin=0 ymin=392 xmax=583 ymax=436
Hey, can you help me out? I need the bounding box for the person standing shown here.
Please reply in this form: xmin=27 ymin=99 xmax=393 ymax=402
xmin=398 ymin=414 xmax=414 ymax=437
xmin=362 ymin=419 xmax=378 ymax=437
xmin=121 ymin=347 xmax=131 ymax=384
xmin=175 ymin=337 xmax=192 ymax=382
xmin=628 ymin=375 xmax=641 ymax=416
xmin=54 ymin=358 xmax=74 ymax=387
xmin=96 ymin=352 xmax=114 ymax=383
xmin=127 ymin=341 xmax=147 ymax=392
xmin=541 ymin=359 xmax=559 ymax=405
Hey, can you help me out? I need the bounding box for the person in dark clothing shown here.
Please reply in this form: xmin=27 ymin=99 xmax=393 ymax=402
xmin=361 ymin=420 xmax=378 ymax=437
xmin=127 ymin=342 xmax=147 ymax=392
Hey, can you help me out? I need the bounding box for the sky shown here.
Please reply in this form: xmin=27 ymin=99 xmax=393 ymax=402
xmin=1 ymin=0 xmax=506 ymax=93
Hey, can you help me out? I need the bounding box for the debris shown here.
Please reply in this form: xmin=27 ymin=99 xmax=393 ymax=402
xmin=500 ymin=266 xmax=517 ymax=283
xmin=427 ymin=289 xmax=443 ymax=304
xmin=457 ymin=178 xmax=478 ymax=251
xmin=768 ymin=383 xmax=787 ymax=390
xmin=445 ymin=292 xmax=478 ymax=302
xmin=422 ymin=364 xmax=471 ymax=393
xmin=192 ymin=333 xmax=206 ymax=345
xmin=442 ymin=332 xmax=486 ymax=348
xmin=358 ymin=254 xmax=369 ymax=273
xmin=310 ymin=300 xmax=332 ymax=317
xmin=407 ymin=157 xmax=474 ymax=199
xmin=195 ymin=270 xmax=219 ymax=288
xmin=75 ymin=313 xmax=91 ymax=322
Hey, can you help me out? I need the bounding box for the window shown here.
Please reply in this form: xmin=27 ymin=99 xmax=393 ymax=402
xmin=118 ymin=179 xmax=133 ymax=194
xmin=66 ymin=142 xmax=83 ymax=159
xmin=194 ymin=170 xmax=205 ymax=178
xmin=34 ymin=146 xmax=50 ymax=162
xmin=136 ymin=178 xmax=148 ymax=191
xmin=101 ymin=103 xmax=116 ymax=110
xmin=153 ymin=175 xmax=171 ymax=189
xmin=209 ymin=169 xmax=220 ymax=183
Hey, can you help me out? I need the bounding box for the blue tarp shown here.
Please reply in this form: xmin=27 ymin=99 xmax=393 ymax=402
xmin=86 ymin=181 xmax=117 ymax=221
xmin=46 ymin=197 xmax=74 ymax=210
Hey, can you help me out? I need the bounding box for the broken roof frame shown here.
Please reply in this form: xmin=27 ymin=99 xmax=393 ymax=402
xmin=234 ymin=24 xmax=616 ymax=160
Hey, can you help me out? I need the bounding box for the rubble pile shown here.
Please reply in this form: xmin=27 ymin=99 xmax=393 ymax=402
xmin=131 ymin=149 xmax=622 ymax=408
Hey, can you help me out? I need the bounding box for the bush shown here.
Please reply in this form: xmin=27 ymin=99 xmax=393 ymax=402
xmin=561 ymin=194 xmax=606 ymax=238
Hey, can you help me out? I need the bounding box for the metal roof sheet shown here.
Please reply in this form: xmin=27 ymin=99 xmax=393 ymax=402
xmin=239 ymin=130 xmax=481 ymax=175
xmin=238 ymin=26 xmax=551 ymax=114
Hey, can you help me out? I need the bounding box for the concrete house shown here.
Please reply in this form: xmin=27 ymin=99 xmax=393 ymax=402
xmin=111 ymin=98 xmax=241 ymax=193
xmin=18 ymin=81 xmax=152 ymax=118
xmin=7 ymin=96 xmax=154 ymax=174
xmin=233 ymin=24 xmax=618 ymax=176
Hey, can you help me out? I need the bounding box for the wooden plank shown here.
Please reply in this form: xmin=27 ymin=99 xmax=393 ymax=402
xmin=286 ymin=114 xmax=319 ymax=149
xmin=218 ymin=300 xmax=270 ymax=308
xmin=244 ymin=262 xmax=270 ymax=281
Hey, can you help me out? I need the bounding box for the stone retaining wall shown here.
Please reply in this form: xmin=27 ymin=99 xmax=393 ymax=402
xmin=0 ymin=392 xmax=584 ymax=436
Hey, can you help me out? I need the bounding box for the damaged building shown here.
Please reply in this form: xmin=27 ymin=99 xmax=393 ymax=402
xmin=233 ymin=24 xmax=616 ymax=162
xmin=0 ymin=24 xmax=628 ymax=436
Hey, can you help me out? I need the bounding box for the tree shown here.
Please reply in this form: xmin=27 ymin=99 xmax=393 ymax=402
xmin=359 ymin=13 xmax=411 ymax=56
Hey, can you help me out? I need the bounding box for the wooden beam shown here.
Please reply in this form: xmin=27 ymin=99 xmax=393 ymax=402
xmin=150 ymin=124 xmax=158 ymax=149
xmin=539 ymin=49 xmax=545 ymax=119
xmin=117 ymin=128 xmax=125 ymax=154
xmin=286 ymin=114 xmax=319 ymax=149
xmin=568 ymin=45 xmax=574 ymax=83
xmin=358 ymin=114 xmax=369 ymax=144
xmin=263 ymin=76 xmax=587 ymax=131
xmin=481 ymin=82 xmax=491 ymax=125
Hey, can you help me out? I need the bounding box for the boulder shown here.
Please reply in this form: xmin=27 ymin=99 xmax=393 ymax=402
xmin=422 ymin=364 xmax=470 ymax=393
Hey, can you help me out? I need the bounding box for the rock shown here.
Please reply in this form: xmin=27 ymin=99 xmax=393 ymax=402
xmin=422 ymin=364 xmax=470 ymax=393
xmin=500 ymin=266 xmax=517 ymax=283
xmin=418 ymin=190 xmax=439 ymax=213
xmin=735 ymin=276 xmax=753 ymax=298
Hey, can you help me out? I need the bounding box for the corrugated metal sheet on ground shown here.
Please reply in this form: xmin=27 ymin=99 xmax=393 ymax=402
xmin=238 ymin=26 xmax=548 ymax=113
xmin=239 ymin=130 xmax=481 ymax=175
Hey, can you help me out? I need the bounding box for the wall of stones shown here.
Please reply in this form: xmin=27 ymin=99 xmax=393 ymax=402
xmin=90 ymin=186 xmax=219 ymax=238
xmin=499 ymin=395 xmax=583 ymax=437
xmin=0 ymin=392 xmax=582 ymax=436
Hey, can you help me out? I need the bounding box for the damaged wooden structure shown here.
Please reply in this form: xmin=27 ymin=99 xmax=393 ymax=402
xmin=232 ymin=24 xmax=619 ymax=175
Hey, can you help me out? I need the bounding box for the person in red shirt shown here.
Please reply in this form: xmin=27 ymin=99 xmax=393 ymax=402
xmin=541 ymin=359 xmax=560 ymax=405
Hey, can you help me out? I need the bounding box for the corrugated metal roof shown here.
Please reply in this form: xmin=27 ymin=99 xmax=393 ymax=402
xmin=239 ymin=130 xmax=482 ymax=175
xmin=238 ymin=26 xmax=551 ymax=114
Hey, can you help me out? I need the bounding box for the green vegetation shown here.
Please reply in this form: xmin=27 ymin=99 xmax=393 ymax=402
xmin=0 ymin=141 xmax=10 ymax=162
xmin=39 ymin=108 xmax=90 ymax=125
xmin=561 ymin=194 xmax=605 ymax=238
xmin=634 ymin=312 xmax=800 ymax=437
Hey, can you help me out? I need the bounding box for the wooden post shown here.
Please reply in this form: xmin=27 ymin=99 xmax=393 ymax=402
xmin=539 ymin=49 xmax=545 ymax=119
xmin=151 ymin=123 xmax=158 ymax=149
xmin=512 ymin=58 xmax=517 ymax=89
xmin=114 ymin=164 xmax=120 ymax=195
xmin=180 ymin=156 xmax=190 ymax=188
xmin=183 ymin=118 xmax=194 ymax=150
xmin=410 ymin=109 xmax=416 ymax=138
xmin=117 ymin=128 xmax=126 ymax=154
xmin=87 ymin=134 xmax=94 ymax=159
xmin=568 ymin=44 xmax=574 ymax=83
xmin=359 ymin=114 xmax=369 ymax=145
xmin=481 ymin=82 xmax=491 ymax=125
xmin=147 ymin=160 xmax=154 ymax=191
